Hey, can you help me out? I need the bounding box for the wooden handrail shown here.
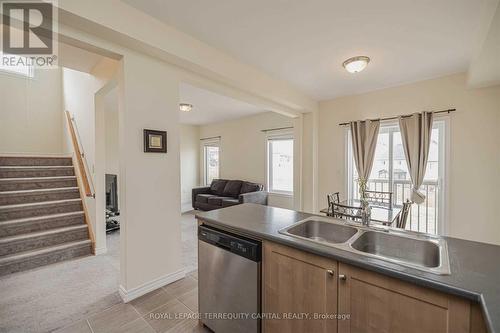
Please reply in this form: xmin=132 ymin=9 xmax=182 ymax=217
xmin=65 ymin=111 xmax=94 ymax=198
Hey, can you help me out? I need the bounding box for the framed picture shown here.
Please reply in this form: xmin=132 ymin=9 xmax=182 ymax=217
xmin=144 ymin=129 xmax=167 ymax=153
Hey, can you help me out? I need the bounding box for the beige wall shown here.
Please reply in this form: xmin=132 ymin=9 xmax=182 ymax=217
xmin=199 ymin=112 xmax=295 ymax=209
xmin=0 ymin=68 xmax=63 ymax=154
xmin=180 ymin=124 xmax=200 ymax=211
xmin=318 ymin=73 xmax=500 ymax=245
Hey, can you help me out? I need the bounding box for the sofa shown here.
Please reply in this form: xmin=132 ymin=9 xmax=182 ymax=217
xmin=192 ymin=179 xmax=268 ymax=211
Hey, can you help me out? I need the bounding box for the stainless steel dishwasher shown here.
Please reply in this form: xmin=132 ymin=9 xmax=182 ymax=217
xmin=198 ymin=225 xmax=261 ymax=333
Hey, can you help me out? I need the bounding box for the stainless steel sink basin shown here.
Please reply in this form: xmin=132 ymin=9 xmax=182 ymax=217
xmin=279 ymin=217 xmax=450 ymax=275
xmin=350 ymin=231 xmax=440 ymax=268
xmin=285 ymin=219 xmax=358 ymax=244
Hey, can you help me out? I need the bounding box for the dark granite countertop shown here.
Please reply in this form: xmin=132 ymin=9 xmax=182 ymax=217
xmin=196 ymin=203 xmax=500 ymax=333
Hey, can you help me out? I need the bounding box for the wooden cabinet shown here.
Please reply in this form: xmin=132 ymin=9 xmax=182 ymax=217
xmin=337 ymin=262 xmax=471 ymax=333
xmin=263 ymin=241 xmax=487 ymax=333
xmin=263 ymin=241 xmax=338 ymax=333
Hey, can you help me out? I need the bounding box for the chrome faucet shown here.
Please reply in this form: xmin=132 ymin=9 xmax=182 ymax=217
xmin=361 ymin=202 xmax=371 ymax=227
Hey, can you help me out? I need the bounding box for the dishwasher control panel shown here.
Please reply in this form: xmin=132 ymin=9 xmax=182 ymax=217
xmin=199 ymin=225 xmax=261 ymax=262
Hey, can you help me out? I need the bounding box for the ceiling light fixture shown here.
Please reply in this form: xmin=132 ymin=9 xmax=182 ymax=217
xmin=342 ymin=56 xmax=370 ymax=73
xmin=179 ymin=103 xmax=193 ymax=112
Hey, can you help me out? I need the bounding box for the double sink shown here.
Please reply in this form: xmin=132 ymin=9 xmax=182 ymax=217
xmin=279 ymin=216 xmax=450 ymax=275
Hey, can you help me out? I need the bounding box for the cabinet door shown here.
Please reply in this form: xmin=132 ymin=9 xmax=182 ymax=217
xmin=337 ymin=262 xmax=471 ymax=333
xmin=263 ymin=241 xmax=338 ymax=333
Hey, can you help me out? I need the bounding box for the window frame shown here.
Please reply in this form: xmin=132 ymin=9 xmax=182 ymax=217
xmin=345 ymin=118 xmax=449 ymax=235
xmin=266 ymin=133 xmax=294 ymax=196
xmin=0 ymin=53 xmax=35 ymax=78
xmin=201 ymin=138 xmax=221 ymax=186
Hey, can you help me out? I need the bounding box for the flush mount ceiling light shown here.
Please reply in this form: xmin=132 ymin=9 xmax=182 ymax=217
xmin=342 ymin=56 xmax=370 ymax=73
xmin=179 ymin=103 xmax=193 ymax=112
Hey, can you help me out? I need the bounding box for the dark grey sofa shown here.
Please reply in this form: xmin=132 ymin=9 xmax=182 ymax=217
xmin=192 ymin=179 xmax=268 ymax=211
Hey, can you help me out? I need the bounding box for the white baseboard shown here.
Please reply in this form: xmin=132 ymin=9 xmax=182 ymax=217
xmin=181 ymin=202 xmax=192 ymax=213
xmin=94 ymin=245 xmax=107 ymax=255
xmin=119 ymin=268 xmax=186 ymax=303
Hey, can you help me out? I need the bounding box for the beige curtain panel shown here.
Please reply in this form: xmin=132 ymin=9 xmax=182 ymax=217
xmin=349 ymin=119 xmax=381 ymax=189
xmin=399 ymin=112 xmax=434 ymax=204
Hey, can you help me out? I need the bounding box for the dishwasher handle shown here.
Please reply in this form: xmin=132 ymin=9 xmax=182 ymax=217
xmin=198 ymin=225 xmax=261 ymax=262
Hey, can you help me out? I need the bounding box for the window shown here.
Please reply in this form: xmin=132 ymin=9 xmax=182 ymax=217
xmin=202 ymin=140 xmax=220 ymax=185
xmin=0 ymin=53 xmax=34 ymax=78
xmin=347 ymin=120 xmax=447 ymax=234
xmin=267 ymin=136 xmax=293 ymax=195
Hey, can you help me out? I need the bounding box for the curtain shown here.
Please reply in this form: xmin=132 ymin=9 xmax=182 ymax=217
xmin=399 ymin=112 xmax=434 ymax=204
xmin=350 ymin=120 xmax=380 ymax=198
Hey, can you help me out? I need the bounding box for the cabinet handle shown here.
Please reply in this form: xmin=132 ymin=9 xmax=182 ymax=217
xmin=326 ymin=269 xmax=335 ymax=276
xmin=339 ymin=274 xmax=347 ymax=280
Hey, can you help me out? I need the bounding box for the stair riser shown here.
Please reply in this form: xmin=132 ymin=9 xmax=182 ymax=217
xmin=0 ymin=190 xmax=80 ymax=205
xmin=0 ymin=243 xmax=92 ymax=276
xmin=0 ymin=169 xmax=75 ymax=178
xmin=0 ymin=157 xmax=72 ymax=166
xmin=0 ymin=228 xmax=88 ymax=256
xmin=0 ymin=202 xmax=83 ymax=221
xmin=0 ymin=214 xmax=85 ymax=237
xmin=0 ymin=178 xmax=77 ymax=191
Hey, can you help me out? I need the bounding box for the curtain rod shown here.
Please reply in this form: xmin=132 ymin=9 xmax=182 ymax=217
xmin=338 ymin=108 xmax=456 ymax=126
xmin=200 ymin=136 xmax=221 ymax=141
xmin=261 ymin=126 xmax=293 ymax=132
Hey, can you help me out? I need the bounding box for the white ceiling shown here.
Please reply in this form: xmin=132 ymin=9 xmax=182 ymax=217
xmin=179 ymin=83 xmax=266 ymax=125
xmin=122 ymin=0 xmax=490 ymax=100
xmin=59 ymin=42 xmax=104 ymax=74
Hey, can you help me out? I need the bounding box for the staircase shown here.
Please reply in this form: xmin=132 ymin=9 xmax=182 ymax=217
xmin=0 ymin=156 xmax=93 ymax=276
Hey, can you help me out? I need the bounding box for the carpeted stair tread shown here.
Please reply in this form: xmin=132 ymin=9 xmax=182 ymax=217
xmin=0 ymin=224 xmax=88 ymax=244
xmin=0 ymin=239 xmax=91 ymax=265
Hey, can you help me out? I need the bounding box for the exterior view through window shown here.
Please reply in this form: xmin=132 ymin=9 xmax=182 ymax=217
xmin=347 ymin=120 xmax=446 ymax=234
xmin=267 ymin=137 xmax=293 ymax=195
xmin=204 ymin=144 xmax=220 ymax=185
xmin=0 ymin=53 xmax=34 ymax=78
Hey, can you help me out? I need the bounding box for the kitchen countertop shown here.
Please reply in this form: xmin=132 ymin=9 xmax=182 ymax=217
xmin=196 ymin=203 xmax=500 ymax=333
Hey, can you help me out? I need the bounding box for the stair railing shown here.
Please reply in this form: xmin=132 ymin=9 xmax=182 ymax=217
xmin=65 ymin=111 xmax=95 ymax=198
xmin=65 ymin=110 xmax=96 ymax=254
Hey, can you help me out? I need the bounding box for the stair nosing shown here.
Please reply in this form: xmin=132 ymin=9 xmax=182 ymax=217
xmin=0 ymin=176 xmax=77 ymax=182
xmin=0 ymin=187 xmax=79 ymax=195
xmin=0 ymin=166 xmax=74 ymax=169
xmin=0 ymin=239 xmax=92 ymax=264
xmin=0 ymin=211 xmax=85 ymax=225
xmin=0 ymin=224 xmax=88 ymax=243
xmin=0 ymin=198 xmax=82 ymax=210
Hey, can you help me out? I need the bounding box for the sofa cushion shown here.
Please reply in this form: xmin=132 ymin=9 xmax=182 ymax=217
xmin=240 ymin=181 xmax=263 ymax=194
xmin=222 ymin=180 xmax=243 ymax=198
xmin=207 ymin=196 xmax=230 ymax=206
xmin=210 ymin=179 xmax=228 ymax=196
xmin=222 ymin=198 xmax=240 ymax=207
xmin=196 ymin=194 xmax=213 ymax=204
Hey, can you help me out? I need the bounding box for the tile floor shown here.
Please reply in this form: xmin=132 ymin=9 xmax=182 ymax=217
xmin=0 ymin=212 xmax=200 ymax=333
xmin=55 ymin=270 xmax=209 ymax=333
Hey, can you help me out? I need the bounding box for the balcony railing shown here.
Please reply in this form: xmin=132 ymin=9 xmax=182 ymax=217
xmin=352 ymin=178 xmax=439 ymax=234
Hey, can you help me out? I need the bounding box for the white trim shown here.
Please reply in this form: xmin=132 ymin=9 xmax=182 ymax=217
xmin=181 ymin=202 xmax=192 ymax=213
xmin=119 ymin=269 xmax=186 ymax=303
xmin=94 ymin=245 xmax=108 ymax=255
xmin=201 ymin=138 xmax=221 ymax=186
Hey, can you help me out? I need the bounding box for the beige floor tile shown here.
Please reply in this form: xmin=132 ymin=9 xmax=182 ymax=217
xmin=130 ymin=288 xmax=177 ymax=316
xmin=166 ymin=319 xmax=211 ymax=333
xmin=88 ymin=302 xmax=141 ymax=333
xmin=108 ymin=318 xmax=156 ymax=333
xmin=144 ymin=299 xmax=193 ymax=333
xmin=178 ymin=288 xmax=198 ymax=312
xmin=162 ymin=276 xmax=197 ymax=298
xmin=52 ymin=319 xmax=92 ymax=333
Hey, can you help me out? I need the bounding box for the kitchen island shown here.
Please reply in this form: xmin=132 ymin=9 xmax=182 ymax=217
xmin=196 ymin=203 xmax=500 ymax=333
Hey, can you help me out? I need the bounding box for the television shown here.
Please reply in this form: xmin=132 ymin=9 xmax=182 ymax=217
xmin=105 ymin=174 xmax=118 ymax=213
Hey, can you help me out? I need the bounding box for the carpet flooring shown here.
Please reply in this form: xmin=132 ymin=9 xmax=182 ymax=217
xmin=0 ymin=212 xmax=199 ymax=333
